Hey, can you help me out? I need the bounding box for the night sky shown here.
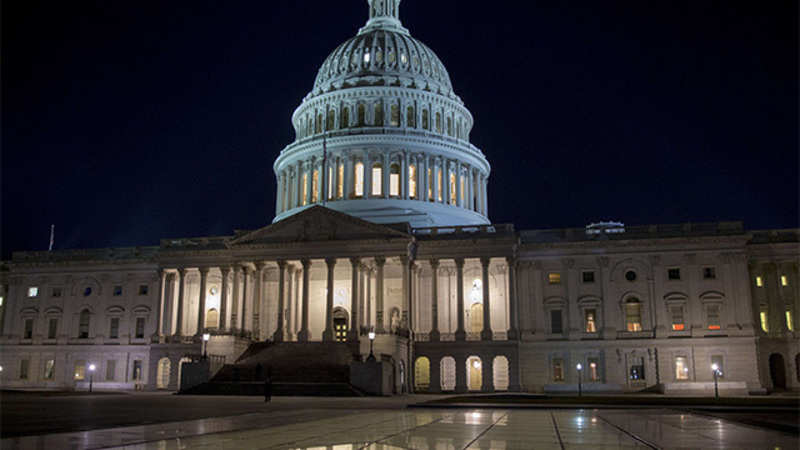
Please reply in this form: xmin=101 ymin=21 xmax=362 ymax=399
xmin=3 ymin=0 xmax=797 ymax=259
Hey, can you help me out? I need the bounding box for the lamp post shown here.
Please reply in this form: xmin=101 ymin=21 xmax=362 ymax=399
xmin=202 ymin=333 xmax=210 ymax=359
xmin=88 ymin=364 xmax=96 ymax=393
xmin=711 ymin=363 xmax=722 ymax=400
xmin=367 ymin=330 xmax=376 ymax=361
xmin=576 ymin=363 xmax=583 ymax=397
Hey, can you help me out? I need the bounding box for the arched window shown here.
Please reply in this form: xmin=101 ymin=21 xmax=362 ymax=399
xmin=422 ymin=109 xmax=429 ymax=130
xmin=333 ymin=307 xmax=348 ymax=342
xmin=302 ymin=172 xmax=309 ymax=205
xmin=327 ymin=110 xmax=335 ymax=131
xmin=327 ymin=165 xmax=334 ymax=200
xmin=440 ymin=356 xmax=456 ymax=391
xmin=435 ymin=112 xmax=442 ymax=133
xmin=306 ymin=116 xmax=313 ymax=136
xmin=337 ymin=163 xmax=344 ymax=198
xmin=357 ymin=104 xmax=366 ymax=127
xmin=205 ymin=309 xmax=218 ymax=329
xmin=389 ymin=163 xmax=401 ymax=197
xmin=414 ymin=357 xmax=430 ymax=390
xmin=427 ymin=167 xmax=433 ymax=201
xmin=372 ymin=163 xmax=383 ymax=196
xmin=449 ymin=172 xmax=457 ymax=205
xmin=408 ymin=164 xmax=417 ymax=199
xmin=437 ymin=168 xmax=443 ymax=202
xmin=374 ymin=102 xmax=384 ymax=126
xmin=312 ymin=169 xmax=319 ymax=203
xmin=625 ymin=298 xmax=642 ymax=332
xmin=447 ymin=117 xmax=453 ymax=136
xmin=493 ymin=356 xmax=509 ymax=391
xmin=78 ymin=309 xmax=90 ymax=338
xmin=456 ymin=119 xmax=462 ymax=139
xmin=460 ymin=175 xmax=466 ymax=206
xmin=157 ymin=358 xmax=171 ymax=389
xmin=315 ymin=113 xmax=323 ymax=134
xmin=354 ymin=162 xmax=365 ymax=197
xmin=390 ymin=103 xmax=400 ymax=127
xmin=407 ymin=106 xmax=416 ymax=128
xmin=341 ymin=106 xmax=350 ymax=128
xmin=470 ymin=302 xmax=483 ymax=333
xmin=467 ymin=356 xmax=482 ymax=391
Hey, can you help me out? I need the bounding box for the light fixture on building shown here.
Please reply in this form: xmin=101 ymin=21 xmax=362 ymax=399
xmin=367 ymin=330 xmax=376 ymax=361
xmin=576 ymin=363 xmax=583 ymax=397
xmin=472 ymin=360 xmax=481 ymax=370
xmin=711 ymin=363 xmax=722 ymax=400
xmin=88 ymin=364 xmax=96 ymax=393
xmin=203 ymin=333 xmax=211 ymax=359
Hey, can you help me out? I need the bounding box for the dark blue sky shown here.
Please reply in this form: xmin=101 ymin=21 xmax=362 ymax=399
xmin=3 ymin=0 xmax=797 ymax=258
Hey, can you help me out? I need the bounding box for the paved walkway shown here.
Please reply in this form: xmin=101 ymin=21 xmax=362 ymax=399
xmin=2 ymin=408 xmax=797 ymax=449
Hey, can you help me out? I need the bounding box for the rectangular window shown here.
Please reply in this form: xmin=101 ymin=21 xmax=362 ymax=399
xmin=629 ymin=358 xmax=645 ymax=381
xmin=675 ymin=356 xmax=689 ymax=380
xmin=113 ymin=285 xmax=123 ymax=296
xmin=43 ymin=359 xmax=55 ymax=380
xmin=354 ymin=163 xmax=364 ymax=197
xmin=20 ymin=359 xmax=29 ymax=380
xmin=138 ymin=285 xmax=149 ymax=296
xmin=409 ymin=165 xmax=417 ymax=199
xmin=670 ymin=306 xmax=685 ymax=331
xmin=337 ymin=164 xmax=344 ymax=199
xmin=707 ymin=305 xmax=721 ymax=330
xmin=106 ymin=360 xmax=116 ymax=381
xmin=584 ymin=309 xmax=597 ymax=333
xmin=667 ymin=268 xmax=681 ymax=280
xmin=781 ymin=275 xmax=789 ymax=287
xmin=132 ymin=360 xmax=143 ymax=381
xmin=437 ymin=169 xmax=443 ymax=202
xmin=74 ymin=361 xmax=86 ymax=380
xmin=582 ymin=271 xmax=595 ymax=283
xmin=587 ymin=357 xmax=599 ymax=382
xmin=449 ymin=173 xmax=456 ymax=205
xmin=427 ymin=167 xmax=433 ymax=200
xmin=390 ymin=171 xmax=400 ymax=196
xmin=625 ymin=302 xmax=642 ymax=332
xmin=27 ymin=287 xmax=39 ymax=298
xmin=302 ymin=172 xmax=309 ymax=204
xmin=703 ymin=267 xmax=716 ymax=279
xmin=548 ymin=273 xmax=561 ymax=284
xmin=550 ymin=310 xmax=563 ymax=334
xmin=135 ymin=317 xmax=146 ymax=339
xmin=311 ymin=169 xmax=319 ymax=203
xmin=370 ymin=166 xmax=383 ymax=197
xmin=24 ymin=319 xmax=33 ymax=339
xmin=552 ymin=358 xmax=564 ymax=382
xmin=52 ymin=287 xmax=62 ymax=297
xmin=711 ymin=355 xmax=724 ymax=378
xmin=48 ymin=318 xmax=58 ymax=339
xmin=755 ymin=276 xmax=763 ymax=287
xmin=785 ymin=309 xmax=794 ymax=332
xmin=109 ymin=318 xmax=120 ymax=339
xmin=760 ymin=309 xmax=769 ymax=332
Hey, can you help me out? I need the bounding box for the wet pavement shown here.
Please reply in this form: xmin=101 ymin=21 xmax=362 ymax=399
xmin=2 ymin=408 xmax=797 ymax=449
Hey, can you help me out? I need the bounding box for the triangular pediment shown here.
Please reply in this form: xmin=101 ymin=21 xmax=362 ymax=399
xmin=229 ymin=206 xmax=411 ymax=246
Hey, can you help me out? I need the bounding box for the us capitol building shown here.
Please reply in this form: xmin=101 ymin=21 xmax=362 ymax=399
xmin=1 ymin=0 xmax=797 ymax=395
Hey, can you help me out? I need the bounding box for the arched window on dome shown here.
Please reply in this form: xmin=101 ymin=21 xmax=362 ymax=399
xmin=427 ymin=167 xmax=433 ymax=201
xmin=408 ymin=164 xmax=417 ymax=199
xmin=315 ymin=113 xmax=323 ymax=134
xmin=302 ymin=171 xmax=309 ymax=205
xmin=341 ymin=106 xmax=350 ymax=128
xmin=449 ymin=172 xmax=457 ymax=205
xmin=390 ymin=103 xmax=400 ymax=127
xmin=327 ymin=165 xmax=334 ymax=200
xmin=374 ymin=102 xmax=384 ymax=126
xmin=354 ymin=162 xmax=365 ymax=197
xmin=437 ymin=168 xmax=443 ymax=202
xmin=371 ymin=163 xmax=383 ymax=196
xmin=447 ymin=117 xmax=453 ymax=137
xmin=312 ymin=169 xmax=319 ymax=203
xmin=357 ymin=104 xmax=366 ymax=127
xmin=407 ymin=106 xmax=416 ymax=128
xmin=422 ymin=109 xmax=430 ymax=130
xmin=306 ymin=116 xmax=313 ymax=137
xmin=435 ymin=112 xmax=442 ymax=134
xmin=389 ymin=163 xmax=401 ymax=197
xmin=460 ymin=174 xmax=466 ymax=207
xmin=456 ymin=118 xmax=462 ymax=139
xmin=327 ymin=110 xmax=335 ymax=131
xmin=337 ymin=163 xmax=344 ymax=199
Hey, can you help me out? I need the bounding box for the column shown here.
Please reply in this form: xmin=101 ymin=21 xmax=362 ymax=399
xmin=480 ymin=257 xmax=493 ymax=341
xmin=294 ymin=264 xmax=301 ymax=337
xmin=432 ymin=160 xmax=440 ymax=202
xmin=286 ymin=265 xmax=295 ymax=339
xmin=253 ymin=262 xmax=266 ymax=340
xmin=294 ymin=162 xmax=302 ymax=207
xmin=196 ymin=267 xmax=209 ymax=336
xmin=219 ymin=266 xmax=231 ymax=332
xmin=482 ymin=354 xmax=495 ymax=392
xmin=358 ymin=264 xmax=366 ymax=330
xmin=366 ymin=266 xmax=372 ymax=328
xmin=455 ymin=163 xmax=462 ymax=207
xmin=375 ymin=257 xmax=386 ymax=333
xmin=332 ymin=157 xmax=339 ymax=200
xmin=154 ymin=269 xmax=166 ymax=342
xmin=175 ymin=268 xmax=186 ymax=337
xmin=401 ymin=256 xmax=410 ymax=328
xmin=231 ymin=266 xmax=241 ymax=331
xmin=241 ymin=265 xmax=250 ymax=336
xmin=421 ymin=155 xmax=428 ymax=202
xmin=298 ymin=258 xmax=311 ymax=342
xmin=506 ymin=257 xmax=519 ymax=340
xmin=482 ymin=176 xmax=488 ymax=216
xmin=382 ymin=154 xmax=390 ymax=199
xmin=276 ymin=173 xmax=283 ymax=214
xmin=443 ymin=161 xmax=451 ymax=204
xmin=349 ymin=257 xmax=360 ymax=341
xmin=364 ymin=155 xmax=372 ymax=199
xmin=430 ymin=259 xmax=440 ymax=341
xmin=468 ymin=168 xmax=475 ymax=211
xmin=455 ymin=258 xmax=466 ymax=341
xmin=430 ymin=357 xmax=442 ymax=393
xmin=455 ymin=355 xmax=467 ymax=393
xmin=401 ymin=151 xmax=409 ymax=199
xmin=344 ymin=153 xmax=354 ymax=198
xmin=305 ymin=161 xmax=313 ymax=205
xmin=323 ymin=258 xmax=336 ymax=342
xmin=273 ymin=261 xmax=286 ymax=342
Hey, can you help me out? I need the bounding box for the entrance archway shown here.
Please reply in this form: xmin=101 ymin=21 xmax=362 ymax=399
xmin=156 ymin=358 xmax=171 ymax=389
xmin=333 ymin=307 xmax=348 ymax=342
xmin=470 ymin=303 xmax=483 ymax=333
xmin=769 ymin=353 xmax=786 ymax=390
xmin=177 ymin=356 xmax=192 ymax=391
xmin=414 ymin=357 xmax=430 ymax=390
xmin=205 ymin=308 xmax=219 ymax=329
xmin=467 ymin=356 xmax=482 ymax=391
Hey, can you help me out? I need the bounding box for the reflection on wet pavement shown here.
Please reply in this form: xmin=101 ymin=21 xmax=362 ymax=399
xmin=2 ymin=408 xmax=797 ymax=449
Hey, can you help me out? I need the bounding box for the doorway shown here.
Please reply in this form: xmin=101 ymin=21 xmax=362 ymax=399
xmin=769 ymin=353 xmax=786 ymax=390
xmin=333 ymin=307 xmax=348 ymax=342
xmin=467 ymin=356 xmax=482 ymax=391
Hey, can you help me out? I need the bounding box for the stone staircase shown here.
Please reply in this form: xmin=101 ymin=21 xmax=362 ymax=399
xmin=181 ymin=341 xmax=366 ymax=397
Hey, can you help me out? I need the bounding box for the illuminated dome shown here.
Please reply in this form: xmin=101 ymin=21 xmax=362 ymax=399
xmin=273 ymin=0 xmax=491 ymax=227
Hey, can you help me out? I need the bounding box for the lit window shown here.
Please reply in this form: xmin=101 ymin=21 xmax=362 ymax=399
xmin=675 ymin=356 xmax=689 ymax=380
xmin=436 ymin=169 xmax=442 ymax=202
xmin=354 ymin=162 xmax=364 ymax=197
xmin=460 ymin=176 xmax=465 ymax=206
xmin=670 ymin=306 xmax=685 ymax=331
xmin=328 ymin=166 xmax=334 ymax=199
xmin=550 ymin=310 xmax=563 ymax=334
xmin=548 ymin=273 xmax=561 ymax=284
xmin=703 ymin=267 xmax=716 ymax=279
xmin=371 ymin=164 xmax=382 ymax=196
xmin=409 ymin=165 xmax=417 ymax=198
xmin=582 ymin=271 xmax=595 ymax=283
xmin=552 ymin=358 xmax=564 ymax=382
xmin=0 ymin=296 xmax=3 ymax=306
xmin=588 ymin=358 xmax=599 ymax=382
xmin=427 ymin=168 xmax=433 ymax=200
xmin=389 ymin=164 xmax=400 ymax=197
xmin=629 ymin=357 xmax=645 ymax=381
xmin=312 ymin=169 xmax=319 ymax=203
xmin=74 ymin=361 xmax=86 ymax=380
xmin=43 ymin=359 xmax=55 ymax=380
xmin=625 ymin=298 xmax=642 ymax=332
xmin=27 ymin=287 xmax=39 ymax=298
xmin=302 ymin=172 xmax=309 ymax=205
xmin=707 ymin=304 xmax=721 ymax=330
xmin=781 ymin=275 xmax=789 ymax=287
xmin=449 ymin=173 xmax=456 ymax=205
xmin=363 ymin=51 xmax=370 ymax=63
xmin=755 ymin=276 xmax=763 ymax=287
xmin=584 ymin=309 xmax=597 ymax=333
xmin=315 ymin=113 xmax=322 ymax=133
xmin=668 ymin=268 xmax=681 ymax=280
xmin=337 ymin=164 xmax=344 ymax=198
xmin=400 ymin=52 xmax=408 ymax=65
xmin=760 ymin=308 xmax=769 ymax=332
xmin=711 ymin=355 xmax=724 ymax=378
xmin=786 ymin=309 xmax=794 ymax=332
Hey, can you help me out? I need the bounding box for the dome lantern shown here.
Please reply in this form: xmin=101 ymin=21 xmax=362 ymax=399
xmin=360 ymin=0 xmax=408 ymax=35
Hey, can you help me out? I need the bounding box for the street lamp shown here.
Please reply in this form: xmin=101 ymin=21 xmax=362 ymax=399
xmin=88 ymin=364 xmax=96 ymax=393
xmin=576 ymin=363 xmax=583 ymax=397
xmin=367 ymin=330 xmax=376 ymax=361
xmin=711 ymin=363 xmax=722 ymax=400
xmin=202 ymin=333 xmax=210 ymax=359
